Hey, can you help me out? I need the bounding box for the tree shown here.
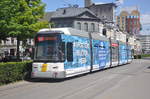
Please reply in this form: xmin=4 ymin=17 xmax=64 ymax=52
xmin=0 ymin=1 xmax=14 ymax=40
xmin=0 ymin=0 xmax=48 ymax=60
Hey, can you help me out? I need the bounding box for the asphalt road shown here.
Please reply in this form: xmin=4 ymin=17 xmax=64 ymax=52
xmin=0 ymin=59 xmax=150 ymax=99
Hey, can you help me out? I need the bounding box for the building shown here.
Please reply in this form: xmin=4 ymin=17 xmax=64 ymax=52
xmin=138 ymin=35 xmax=150 ymax=54
xmin=116 ymin=7 xmax=141 ymax=35
xmin=84 ymin=0 xmax=93 ymax=7
xmin=0 ymin=38 xmax=34 ymax=58
xmin=49 ymin=7 xmax=102 ymax=33
xmin=134 ymin=38 xmax=142 ymax=55
xmin=43 ymin=0 xmax=119 ymax=37
xmin=116 ymin=11 xmax=128 ymax=32
xmin=84 ymin=0 xmax=117 ymax=22
xmin=86 ymin=1 xmax=117 ymax=22
xmin=43 ymin=0 xmax=117 ymax=32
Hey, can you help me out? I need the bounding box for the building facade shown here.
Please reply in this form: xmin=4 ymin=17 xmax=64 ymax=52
xmin=87 ymin=3 xmax=117 ymax=22
xmin=138 ymin=35 xmax=150 ymax=54
xmin=49 ymin=7 xmax=101 ymax=33
xmin=84 ymin=0 xmax=93 ymax=7
xmin=116 ymin=11 xmax=128 ymax=31
xmin=0 ymin=38 xmax=34 ymax=58
xmin=116 ymin=7 xmax=140 ymax=35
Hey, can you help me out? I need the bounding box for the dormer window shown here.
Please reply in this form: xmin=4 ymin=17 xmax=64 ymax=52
xmin=63 ymin=9 xmax=66 ymax=14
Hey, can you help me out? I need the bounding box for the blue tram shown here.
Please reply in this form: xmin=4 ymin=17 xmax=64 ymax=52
xmin=31 ymin=28 xmax=133 ymax=79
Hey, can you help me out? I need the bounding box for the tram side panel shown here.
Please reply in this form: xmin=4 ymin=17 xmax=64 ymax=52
xmin=92 ymin=39 xmax=110 ymax=71
xmin=61 ymin=34 xmax=91 ymax=77
xmin=124 ymin=44 xmax=128 ymax=64
xmin=103 ymin=41 xmax=111 ymax=68
xmin=119 ymin=42 xmax=128 ymax=65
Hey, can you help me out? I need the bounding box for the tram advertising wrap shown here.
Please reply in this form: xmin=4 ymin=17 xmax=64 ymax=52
xmin=61 ymin=34 xmax=91 ymax=76
xmin=127 ymin=44 xmax=132 ymax=63
xmin=119 ymin=42 xmax=128 ymax=65
xmin=93 ymin=40 xmax=110 ymax=70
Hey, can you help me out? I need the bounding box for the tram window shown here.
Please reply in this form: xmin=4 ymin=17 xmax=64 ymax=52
xmin=67 ymin=42 xmax=73 ymax=62
xmin=58 ymin=42 xmax=65 ymax=62
xmin=61 ymin=42 xmax=65 ymax=53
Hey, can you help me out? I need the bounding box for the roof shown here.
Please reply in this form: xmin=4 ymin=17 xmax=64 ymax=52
xmin=38 ymin=28 xmax=108 ymax=41
xmin=91 ymin=33 xmax=109 ymax=41
xmin=40 ymin=12 xmax=54 ymax=21
xmin=40 ymin=7 xmax=100 ymax=21
xmin=38 ymin=28 xmax=89 ymax=38
xmin=51 ymin=7 xmax=98 ymax=18
xmin=89 ymin=3 xmax=117 ymax=7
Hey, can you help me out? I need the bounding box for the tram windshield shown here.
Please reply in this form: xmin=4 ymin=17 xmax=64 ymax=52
xmin=34 ymin=34 xmax=65 ymax=62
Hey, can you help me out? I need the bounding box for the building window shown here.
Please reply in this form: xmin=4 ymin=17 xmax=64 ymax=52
xmin=117 ymin=16 xmax=120 ymax=20
xmin=10 ymin=49 xmax=15 ymax=56
xmin=117 ymin=17 xmax=120 ymax=24
xmin=11 ymin=38 xmax=14 ymax=45
xmin=4 ymin=40 xmax=6 ymax=44
xmin=98 ymin=24 xmax=99 ymax=32
xmin=122 ymin=20 xmax=124 ymax=24
xmin=130 ymin=21 xmax=132 ymax=24
xmin=29 ymin=39 xmax=31 ymax=44
xmin=91 ymin=23 xmax=95 ymax=32
xmin=84 ymin=23 xmax=88 ymax=32
xmin=77 ymin=22 xmax=81 ymax=30
xmin=102 ymin=28 xmax=107 ymax=36
xmin=134 ymin=21 xmax=137 ymax=25
xmin=57 ymin=23 xmax=63 ymax=28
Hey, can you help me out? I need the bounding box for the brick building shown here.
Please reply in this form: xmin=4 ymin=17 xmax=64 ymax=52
xmin=116 ymin=7 xmax=141 ymax=35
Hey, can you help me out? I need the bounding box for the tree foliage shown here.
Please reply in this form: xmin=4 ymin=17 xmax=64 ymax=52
xmin=0 ymin=0 xmax=48 ymax=40
xmin=0 ymin=0 xmax=49 ymax=60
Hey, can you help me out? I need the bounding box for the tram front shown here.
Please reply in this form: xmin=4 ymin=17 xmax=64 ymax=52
xmin=32 ymin=31 xmax=66 ymax=79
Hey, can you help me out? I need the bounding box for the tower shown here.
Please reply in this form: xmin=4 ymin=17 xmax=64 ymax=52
xmin=84 ymin=0 xmax=92 ymax=7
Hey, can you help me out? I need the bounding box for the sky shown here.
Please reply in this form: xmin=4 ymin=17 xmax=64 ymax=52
xmin=42 ymin=0 xmax=150 ymax=35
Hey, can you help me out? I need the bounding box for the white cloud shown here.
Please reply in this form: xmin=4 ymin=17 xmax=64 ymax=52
xmin=116 ymin=0 xmax=124 ymax=5
xmin=119 ymin=0 xmax=124 ymax=4
xmin=95 ymin=2 xmax=105 ymax=5
xmin=121 ymin=6 xmax=138 ymax=13
xmin=140 ymin=14 xmax=150 ymax=35
xmin=141 ymin=14 xmax=150 ymax=24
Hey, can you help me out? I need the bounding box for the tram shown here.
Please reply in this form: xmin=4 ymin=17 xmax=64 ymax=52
xmin=31 ymin=28 xmax=132 ymax=79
